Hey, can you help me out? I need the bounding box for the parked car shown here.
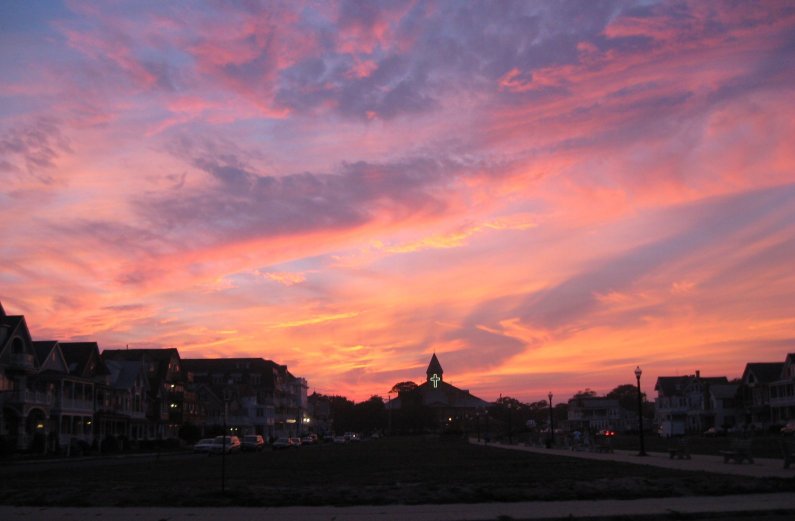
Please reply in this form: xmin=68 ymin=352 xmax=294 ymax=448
xmin=781 ymin=420 xmax=795 ymax=435
xmin=212 ymin=435 xmax=241 ymax=453
xmin=333 ymin=435 xmax=347 ymax=444
xmin=272 ymin=437 xmax=292 ymax=450
xmin=241 ymin=434 xmax=265 ymax=452
xmin=288 ymin=437 xmax=302 ymax=447
xmin=301 ymin=434 xmax=317 ymax=445
xmin=596 ymin=429 xmax=616 ymax=437
xmin=193 ymin=438 xmax=217 ymax=453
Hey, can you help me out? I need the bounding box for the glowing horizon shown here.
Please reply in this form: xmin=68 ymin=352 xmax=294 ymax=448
xmin=2 ymin=1 xmax=794 ymax=403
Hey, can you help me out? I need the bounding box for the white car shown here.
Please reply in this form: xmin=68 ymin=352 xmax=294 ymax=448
xmin=212 ymin=435 xmax=241 ymax=453
xmin=193 ymin=438 xmax=216 ymax=453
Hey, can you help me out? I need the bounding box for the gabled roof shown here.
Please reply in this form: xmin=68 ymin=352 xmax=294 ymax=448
xmin=60 ymin=342 xmax=110 ymax=377
xmin=0 ymin=313 xmax=35 ymax=360
xmin=106 ymin=360 xmax=148 ymax=390
xmin=33 ymin=341 xmax=59 ymax=365
xmin=414 ymin=379 xmax=489 ymax=409
xmin=743 ymin=362 xmax=785 ymax=384
xmin=102 ymin=348 xmax=183 ymax=386
xmin=710 ymin=384 xmax=739 ymax=399
xmin=32 ymin=340 xmax=70 ymax=374
xmin=655 ymin=375 xmax=729 ymax=396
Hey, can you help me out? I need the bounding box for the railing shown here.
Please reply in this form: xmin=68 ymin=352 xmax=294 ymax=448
xmin=10 ymin=353 xmax=35 ymax=370
xmin=55 ymin=397 xmax=94 ymax=411
xmin=1 ymin=389 xmax=54 ymax=405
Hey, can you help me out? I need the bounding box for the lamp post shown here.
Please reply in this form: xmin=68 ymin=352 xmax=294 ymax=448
xmin=507 ymin=403 xmax=513 ymax=444
xmin=548 ymin=392 xmax=554 ymax=448
xmin=221 ymin=384 xmax=232 ymax=493
xmin=635 ymin=366 xmax=647 ymax=456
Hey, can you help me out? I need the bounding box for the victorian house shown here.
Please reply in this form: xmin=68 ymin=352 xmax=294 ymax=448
xmin=102 ymin=348 xmax=193 ymax=439
xmin=654 ymin=371 xmax=729 ymax=435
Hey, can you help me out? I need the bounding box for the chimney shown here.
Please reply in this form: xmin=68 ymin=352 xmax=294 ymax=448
xmin=695 ymin=370 xmax=700 ymax=379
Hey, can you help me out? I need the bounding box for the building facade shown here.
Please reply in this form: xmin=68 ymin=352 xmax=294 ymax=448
xmin=0 ymin=301 xmax=310 ymax=453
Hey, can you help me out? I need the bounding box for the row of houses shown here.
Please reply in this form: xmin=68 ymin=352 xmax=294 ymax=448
xmin=567 ymin=354 xmax=795 ymax=435
xmin=655 ymin=355 xmax=795 ymax=435
xmin=0 ymin=302 xmax=308 ymax=453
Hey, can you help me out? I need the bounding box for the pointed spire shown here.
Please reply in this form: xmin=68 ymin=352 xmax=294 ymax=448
xmin=426 ymin=352 xmax=443 ymax=382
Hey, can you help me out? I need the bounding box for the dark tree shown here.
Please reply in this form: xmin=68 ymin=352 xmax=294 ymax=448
xmin=389 ymin=381 xmax=418 ymax=394
xmin=572 ymin=388 xmax=598 ymax=399
xmin=606 ymin=384 xmax=645 ymax=412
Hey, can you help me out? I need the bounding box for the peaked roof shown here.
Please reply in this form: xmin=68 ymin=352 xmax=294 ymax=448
xmin=33 ymin=340 xmax=59 ymax=365
xmin=106 ymin=359 xmax=148 ymax=390
xmin=743 ymin=362 xmax=785 ymax=384
xmin=0 ymin=300 xmax=5 ymax=317
xmin=102 ymin=348 xmax=183 ymax=386
xmin=426 ymin=353 xmax=443 ymax=377
xmin=415 ymin=379 xmax=489 ymax=408
xmin=655 ymin=375 xmax=729 ymax=396
xmin=60 ymin=342 xmax=110 ymax=377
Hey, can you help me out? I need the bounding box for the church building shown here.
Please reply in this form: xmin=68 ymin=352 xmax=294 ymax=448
xmin=387 ymin=353 xmax=490 ymax=431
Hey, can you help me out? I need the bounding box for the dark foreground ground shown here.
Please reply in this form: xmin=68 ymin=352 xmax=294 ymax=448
xmin=1 ymin=437 xmax=793 ymax=507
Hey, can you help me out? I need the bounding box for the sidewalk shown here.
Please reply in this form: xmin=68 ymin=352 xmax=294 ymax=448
xmin=475 ymin=439 xmax=795 ymax=479
xmin=1 ymin=493 xmax=794 ymax=521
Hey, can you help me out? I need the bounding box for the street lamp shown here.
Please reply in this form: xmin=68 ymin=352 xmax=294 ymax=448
xmin=507 ymin=403 xmax=513 ymax=444
xmin=635 ymin=366 xmax=647 ymax=456
xmin=547 ymin=392 xmax=554 ymax=448
xmin=221 ymin=383 xmax=233 ymax=493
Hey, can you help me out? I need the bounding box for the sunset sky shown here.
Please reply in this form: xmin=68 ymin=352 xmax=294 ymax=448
xmin=2 ymin=1 xmax=794 ymax=403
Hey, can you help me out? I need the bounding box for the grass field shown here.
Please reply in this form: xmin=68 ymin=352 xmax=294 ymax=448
xmin=1 ymin=436 xmax=793 ymax=507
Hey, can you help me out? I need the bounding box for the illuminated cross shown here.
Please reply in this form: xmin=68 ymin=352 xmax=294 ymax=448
xmin=430 ymin=373 xmax=440 ymax=388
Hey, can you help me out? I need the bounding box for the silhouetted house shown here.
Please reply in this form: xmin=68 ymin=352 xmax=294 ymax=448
xmin=741 ymin=362 xmax=784 ymax=429
xmin=307 ymin=392 xmax=332 ymax=436
xmin=654 ymin=371 xmax=729 ymax=435
xmin=102 ymin=348 xmax=189 ymax=439
xmin=104 ymin=359 xmax=150 ymax=442
xmin=59 ymin=342 xmax=110 ymax=447
xmin=708 ymin=383 xmax=741 ymax=430
xmin=1 ymin=304 xmax=50 ymax=450
xmin=386 ymin=353 xmax=489 ymax=431
xmin=567 ymin=397 xmax=633 ymax=432
xmin=183 ymin=358 xmax=308 ymax=438
xmin=769 ymin=353 xmax=795 ymax=425
xmin=183 ymin=358 xmax=277 ymax=438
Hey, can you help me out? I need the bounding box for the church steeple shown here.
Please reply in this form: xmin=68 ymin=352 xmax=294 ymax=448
xmin=426 ymin=353 xmax=443 ymax=386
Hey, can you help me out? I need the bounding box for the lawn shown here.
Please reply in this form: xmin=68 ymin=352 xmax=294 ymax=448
xmin=1 ymin=436 xmax=792 ymax=507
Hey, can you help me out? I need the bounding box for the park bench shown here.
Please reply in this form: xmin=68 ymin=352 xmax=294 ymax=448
xmin=780 ymin=439 xmax=795 ymax=469
xmin=720 ymin=439 xmax=753 ymax=464
xmin=667 ymin=437 xmax=691 ymax=460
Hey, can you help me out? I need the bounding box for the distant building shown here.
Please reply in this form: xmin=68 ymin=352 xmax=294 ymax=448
xmin=654 ymin=370 xmax=729 ymax=435
xmin=386 ymin=353 xmax=489 ymax=431
xmin=101 ymin=348 xmax=191 ymax=439
xmin=769 ymin=353 xmax=795 ymax=425
xmin=740 ymin=362 xmax=783 ymax=429
xmin=567 ymin=396 xmax=633 ymax=433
